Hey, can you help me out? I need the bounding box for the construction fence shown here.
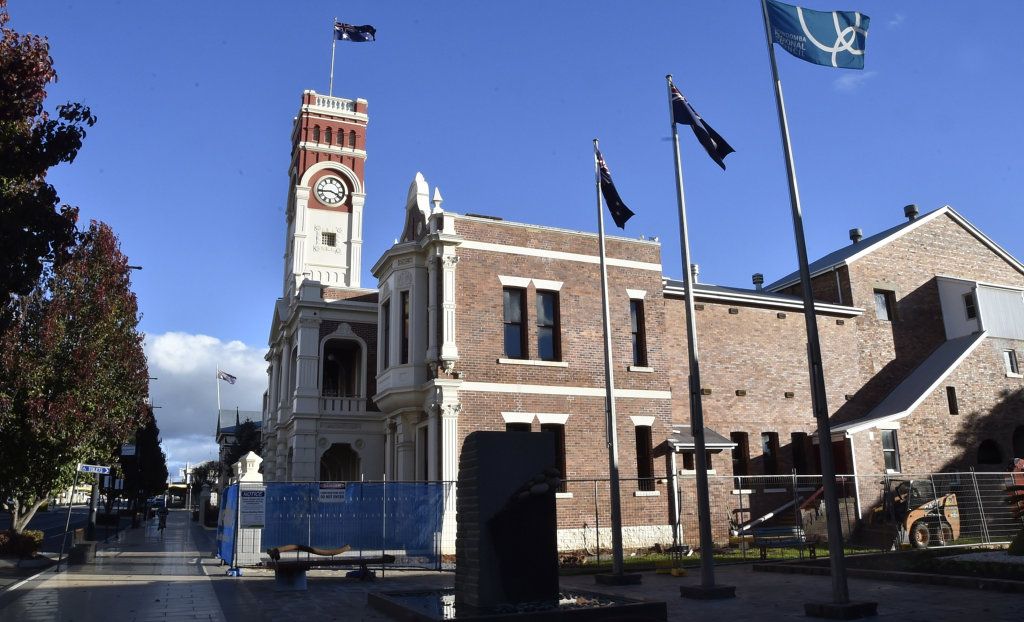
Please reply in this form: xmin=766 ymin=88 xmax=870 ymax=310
xmin=216 ymin=471 xmax=1023 ymax=569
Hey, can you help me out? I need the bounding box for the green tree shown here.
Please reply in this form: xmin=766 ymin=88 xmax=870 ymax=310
xmin=0 ymin=222 xmax=149 ymax=533
xmin=0 ymin=0 xmax=95 ymax=317
xmin=119 ymin=409 xmax=168 ymax=511
xmin=221 ymin=420 xmax=264 ymax=470
xmin=191 ymin=461 xmax=219 ymax=489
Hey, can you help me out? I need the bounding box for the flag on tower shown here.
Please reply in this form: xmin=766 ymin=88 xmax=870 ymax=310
xmin=216 ymin=370 xmax=237 ymax=385
xmin=334 ymin=22 xmax=376 ymax=42
xmin=765 ymin=0 xmax=869 ymax=69
xmin=670 ymin=85 xmax=734 ymax=170
xmin=595 ymin=148 xmax=634 ymax=229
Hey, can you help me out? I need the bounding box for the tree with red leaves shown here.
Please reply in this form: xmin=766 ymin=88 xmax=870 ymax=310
xmin=0 ymin=222 xmax=150 ymax=533
xmin=0 ymin=0 xmax=95 ymax=321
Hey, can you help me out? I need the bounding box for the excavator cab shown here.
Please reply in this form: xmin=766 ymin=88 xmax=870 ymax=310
xmin=877 ymin=478 xmax=960 ymax=549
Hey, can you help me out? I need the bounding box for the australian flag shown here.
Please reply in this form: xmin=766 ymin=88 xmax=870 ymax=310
xmin=670 ymin=85 xmax=734 ymax=170
xmin=335 ymin=22 xmax=376 ymax=42
xmin=596 ymin=148 xmax=634 ymax=229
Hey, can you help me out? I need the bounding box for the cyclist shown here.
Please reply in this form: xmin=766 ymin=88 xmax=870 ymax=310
xmin=157 ymin=504 xmax=168 ymax=532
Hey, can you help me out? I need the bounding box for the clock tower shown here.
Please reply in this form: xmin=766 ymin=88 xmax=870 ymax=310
xmin=283 ymin=90 xmax=368 ymax=295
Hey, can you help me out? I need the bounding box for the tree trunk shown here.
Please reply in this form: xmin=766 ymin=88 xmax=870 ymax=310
xmin=11 ymin=496 xmax=48 ymax=534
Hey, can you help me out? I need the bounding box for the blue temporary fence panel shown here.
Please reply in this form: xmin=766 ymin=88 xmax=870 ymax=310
xmin=217 ymin=484 xmax=238 ymax=566
xmin=260 ymin=482 xmax=447 ymax=568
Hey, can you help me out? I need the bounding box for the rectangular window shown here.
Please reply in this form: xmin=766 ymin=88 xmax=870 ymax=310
xmin=963 ymin=292 xmax=977 ymax=320
xmin=536 ymin=291 xmax=561 ymax=361
xmin=881 ymin=429 xmax=901 ymax=472
xmin=321 ymin=232 xmax=337 ymax=247
xmin=541 ymin=423 xmax=568 ymax=492
xmin=381 ymin=300 xmax=391 ymax=369
xmin=400 ymin=291 xmax=410 ymax=364
xmin=791 ymin=432 xmax=810 ymax=475
xmin=874 ymin=289 xmax=897 ymax=321
xmin=761 ymin=432 xmax=780 ymax=475
xmin=503 ymin=288 xmax=527 ymax=359
xmin=630 ymin=299 xmax=648 ymax=367
xmin=730 ymin=432 xmax=749 ymax=478
xmin=505 ymin=422 xmax=531 ymax=433
xmin=1004 ymin=350 xmax=1019 ymax=375
xmin=635 ymin=426 xmax=655 ymax=491
xmin=946 ymin=386 xmax=959 ymax=415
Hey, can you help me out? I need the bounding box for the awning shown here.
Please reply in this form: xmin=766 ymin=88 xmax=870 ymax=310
xmin=667 ymin=424 xmax=736 ymax=452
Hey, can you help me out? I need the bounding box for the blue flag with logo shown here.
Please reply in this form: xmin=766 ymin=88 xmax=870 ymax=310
xmin=765 ymin=0 xmax=869 ymax=69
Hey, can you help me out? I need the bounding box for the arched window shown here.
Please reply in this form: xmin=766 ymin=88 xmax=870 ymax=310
xmin=977 ymin=439 xmax=1002 ymax=465
xmin=348 ymin=130 xmax=357 ymax=148
xmin=313 ymin=125 xmax=321 ymax=142
xmin=324 ymin=127 xmax=333 ymax=145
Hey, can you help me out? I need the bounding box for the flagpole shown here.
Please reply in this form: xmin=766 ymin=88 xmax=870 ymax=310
xmin=665 ymin=75 xmax=731 ymax=597
xmin=760 ymin=0 xmax=850 ymax=605
xmin=216 ymin=366 xmax=222 ymax=431
xmin=593 ymin=139 xmax=627 ymax=580
xmin=329 ymin=18 xmax=338 ymax=96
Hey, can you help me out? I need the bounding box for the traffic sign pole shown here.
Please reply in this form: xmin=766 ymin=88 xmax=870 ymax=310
xmin=56 ymin=469 xmax=80 ymax=572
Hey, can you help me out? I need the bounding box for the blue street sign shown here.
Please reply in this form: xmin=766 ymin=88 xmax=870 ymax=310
xmin=78 ymin=464 xmax=111 ymax=475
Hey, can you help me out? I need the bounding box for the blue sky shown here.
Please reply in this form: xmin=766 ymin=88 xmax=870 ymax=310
xmin=12 ymin=1 xmax=1024 ymax=473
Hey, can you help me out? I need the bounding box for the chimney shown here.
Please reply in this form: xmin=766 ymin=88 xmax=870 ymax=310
xmin=752 ymin=273 xmax=764 ymax=291
xmin=849 ymin=228 xmax=863 ymax=244
xmin=690 ymin=263 xmax=699 ymax=284
xmin=904 ymin=204 xmax=919 ymax=221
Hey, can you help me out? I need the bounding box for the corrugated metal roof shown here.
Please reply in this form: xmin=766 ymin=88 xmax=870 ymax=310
xmin=831 ymin=332 xmax=986 ymax=435
xmin=668 ymin=424 xmax=736 ymax=449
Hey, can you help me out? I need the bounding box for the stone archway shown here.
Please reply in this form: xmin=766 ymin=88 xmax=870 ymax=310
xmin=320 ymin=443 xmax=361 ymax=481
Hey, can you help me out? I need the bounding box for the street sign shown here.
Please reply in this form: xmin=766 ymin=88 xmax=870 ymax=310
xmin=239 ymin=487 xmax=266 ymax=528
xmin=121 ymin=443 xmax=136 ymax=456
xmin=77 ymin=464 xmax=111 ymax=475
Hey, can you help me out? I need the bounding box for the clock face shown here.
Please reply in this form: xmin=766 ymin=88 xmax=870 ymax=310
xmin=315 ymin=176 xmax=347 ymax=206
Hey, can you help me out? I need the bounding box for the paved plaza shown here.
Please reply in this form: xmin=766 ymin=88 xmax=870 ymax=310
xmin=0 ymin=510 xmax=1020 ymax=621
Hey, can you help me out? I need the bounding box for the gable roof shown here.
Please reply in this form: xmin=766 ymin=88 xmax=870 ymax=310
xmin=765 ymin=206 xmax=1024 ymax=292
xmin=829 ymin=332 xmax=986 ymax=437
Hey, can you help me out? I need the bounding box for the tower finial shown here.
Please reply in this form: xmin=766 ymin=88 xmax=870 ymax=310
xmin=432 ymin=187 xmax=444 ymax=213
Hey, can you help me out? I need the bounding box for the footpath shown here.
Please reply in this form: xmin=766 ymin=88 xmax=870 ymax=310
xmin=0 ymin=509 xmax=226 ymax=621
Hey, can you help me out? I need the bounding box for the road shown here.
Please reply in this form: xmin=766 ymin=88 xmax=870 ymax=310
xmin=0 ymin=505 xmax=89 ymax=553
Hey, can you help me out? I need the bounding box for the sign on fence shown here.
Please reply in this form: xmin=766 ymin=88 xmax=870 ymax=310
xmin=239 ymin=487 xmax=266 ymax=528
xmin=319 ymin=482 xmax=347 ymax=503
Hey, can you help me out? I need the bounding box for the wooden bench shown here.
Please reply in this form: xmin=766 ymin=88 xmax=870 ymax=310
xmin=751 ymin=526 xmax=818 ymax=560
xmin=263 ymin=545 xmax=396 ymax=591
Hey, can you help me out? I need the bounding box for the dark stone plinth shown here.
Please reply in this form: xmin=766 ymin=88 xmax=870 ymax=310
xmin=804 ymin=601 xmax=879 ymax=619
xmin=69 ymin=542 xmax=96 ymax=565
xmin=368 ymin=589 xmax=668 ymax=621
xmin=594 ymin=572 xmax=643 ymax=586
xmin=678 ymin=583 xmax=737 ymax=599
xmin=455 ymin=431 xmax=559 ymax=609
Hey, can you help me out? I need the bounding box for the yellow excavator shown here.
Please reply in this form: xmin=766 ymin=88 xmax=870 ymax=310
xmin=868 ymin=478 xmax=960 ymax=549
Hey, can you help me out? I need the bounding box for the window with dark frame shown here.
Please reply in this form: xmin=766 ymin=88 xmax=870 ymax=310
xmin=946 ymin=386 xmax=959 ymax=415
xmin=381 ymin=300 xmax=391 ymax=369
xmin=541 ymin=423 xmax=568 ymax=492
xmin=630 ymin=299 xmax=648 ymax=367
xmin=321 ymin=232 xmax=337 ymax=247
xmin=873 ymin=289 xmax=897 ymax=321
xmin=324 ymin=127 xmax=333 ymax=145
xmin=1003 ymin=350 xmax=1019 ymax=375
xmin=730 ymin=432 xmax=750 ymax=481
xmin=791 ymin=432 xmax=810 ymax=475
xmin=536 ymin=291 xmax=560 ymax=361
xmin=881 ymin=429 xmax=901 ymax=472
xmin=761 ymin=432 xmax=780 ymax=475
xmin=505 ymin=422 xmax=531 ymax=433
xmin=400 ymin=291 xmax=410 ymax=365
xmin=503 ymin=287 xmax=527 ymax=359
xmin=349 ymin=130 xmax=357 ymax=148
xmin=635 ymin=426 xmax=655 ymax=491
xmin=313 ymin=125 xmax=321 ymax=142
xmin=963 ymin=292 xmax=977 ymax=319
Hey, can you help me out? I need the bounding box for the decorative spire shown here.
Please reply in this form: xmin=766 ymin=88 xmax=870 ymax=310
xmin=432 ymin=187 xmax=444 ymax=213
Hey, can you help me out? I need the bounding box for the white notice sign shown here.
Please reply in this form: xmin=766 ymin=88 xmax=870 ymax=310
xmin=238 ymin=488 xmax=266 ymax=528
xmin=319 ymin=482 xmax=347 ymax=503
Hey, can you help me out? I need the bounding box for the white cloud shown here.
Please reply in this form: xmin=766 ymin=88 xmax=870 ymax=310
xmin=833 ymin=70 xmax=877 ymax=92
xmin=887 ymin=13 xmax=905 ymax=29
xmin=144 ymin=331 xmax=268 ymax=478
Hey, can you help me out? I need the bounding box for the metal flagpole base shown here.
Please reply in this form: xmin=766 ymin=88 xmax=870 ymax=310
xmin=595 ymin=572 xmax=643 ymax=585
xmin=679 ymin=584 xmax=736 ymax=599
xmin=804 ymin=601 xmax=878 ymax=619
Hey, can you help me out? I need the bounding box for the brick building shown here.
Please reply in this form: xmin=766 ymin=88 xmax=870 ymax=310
xmin=262 ymin=90 xmax=1024 ymax=548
